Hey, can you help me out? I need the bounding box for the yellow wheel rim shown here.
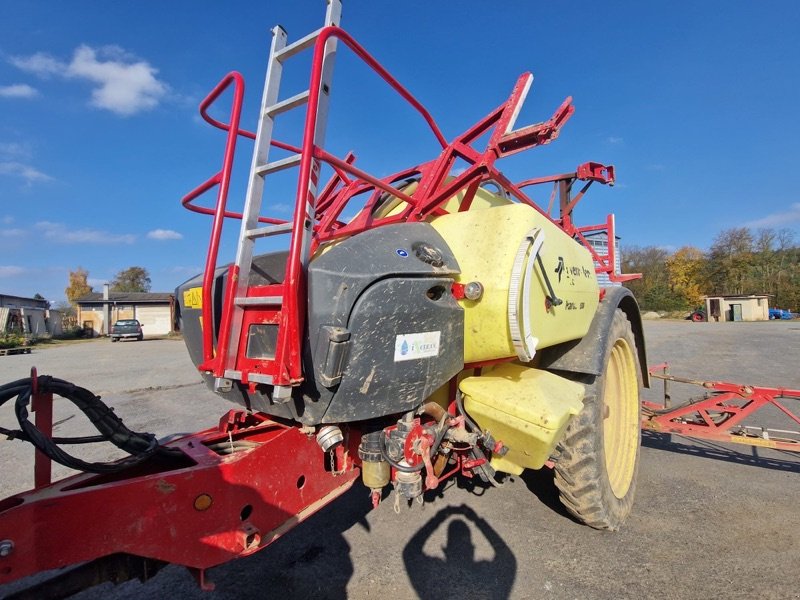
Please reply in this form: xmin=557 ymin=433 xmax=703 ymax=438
xmin=602 ymin=338 xmax=639 ymax=499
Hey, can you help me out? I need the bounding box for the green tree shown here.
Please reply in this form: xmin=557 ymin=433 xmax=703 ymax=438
xmin=706 ymin=228 xmax=754 ymax=295
xmin=111 ymin=266 xmax=151 ymax=293
xmin=621 ymin=245 xmax=671 ymax=310
xmin=65 ymin=268 xmax=93 ymax=306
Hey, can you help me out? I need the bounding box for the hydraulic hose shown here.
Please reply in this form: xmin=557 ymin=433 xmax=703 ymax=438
xmin=0 ymin=375 xmax=182 ymax=474
xmin=455 ymin=390 xmax=504 ymax=487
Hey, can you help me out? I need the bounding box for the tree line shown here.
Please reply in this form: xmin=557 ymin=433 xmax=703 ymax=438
xmin=65 ymin=266 xmax=152 ymax=306
xmin=622 ymin=227 xmax=799 ymax=312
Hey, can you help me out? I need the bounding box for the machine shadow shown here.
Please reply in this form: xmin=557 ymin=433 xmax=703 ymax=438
xmin=206 ymin=482 xmax=373 ymax=600
xmin=642 ymin=430 xmax=800 ymax=473
xmin=402 ymin=503 xmax=517 ymax=600
xmin=518 ymin=467 xmax=579 ymax=523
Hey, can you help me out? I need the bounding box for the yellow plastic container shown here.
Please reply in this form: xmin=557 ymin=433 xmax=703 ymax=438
xmin=430 ymin=202 xmax=599 ymax=363
xmin=460 ymin=363 xmax=585 ymax=474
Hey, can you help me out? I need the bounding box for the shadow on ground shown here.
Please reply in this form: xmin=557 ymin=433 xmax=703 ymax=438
xmin=642 ymin=430 xmax=800 ymax=473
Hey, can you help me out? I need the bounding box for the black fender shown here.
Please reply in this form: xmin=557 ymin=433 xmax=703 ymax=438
xmin=537 ymin=286 xmax=649 ymax=388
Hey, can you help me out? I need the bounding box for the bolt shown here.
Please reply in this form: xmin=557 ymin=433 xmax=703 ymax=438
xmin=0 ymin=540 xmax=13 ymax=558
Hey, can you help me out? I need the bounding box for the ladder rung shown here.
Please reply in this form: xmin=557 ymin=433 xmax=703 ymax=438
xmin=274 ymin=29 xmax=322 ymax=61
xmin=255 ymin=154 xmax=302 ymax=177
xmin=246 ymin=223 xmax=293 ymax=239
xmin=234 ymin=296 xmax=283 ymax=306
xmin=248 ymin=373 xmax=275 ymax=385
xmin=264 ymin=90 xmax=310 ymax=117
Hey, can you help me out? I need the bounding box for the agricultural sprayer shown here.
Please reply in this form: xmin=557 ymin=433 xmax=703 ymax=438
xmin=0 ymin=2 xmax=652 ymax=595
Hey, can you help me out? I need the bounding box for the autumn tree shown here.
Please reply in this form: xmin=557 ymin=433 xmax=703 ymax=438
xmin=111 ymin=266 xmax=151 ymax=293
xmin=665 ymin=246 xmax=705 ymax=308
xmin=65 ymin=268 xmax=93 ymax=306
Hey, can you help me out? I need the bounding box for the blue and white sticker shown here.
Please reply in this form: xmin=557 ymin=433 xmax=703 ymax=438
xmin=394 ymin=331 xmax=441 ymax=362
xmin=396 ymin=248 xmax=408 ymax=257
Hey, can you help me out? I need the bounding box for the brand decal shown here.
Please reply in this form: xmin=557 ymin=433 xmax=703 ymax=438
xmin=394 ymin=331 xmax=441 ymax=362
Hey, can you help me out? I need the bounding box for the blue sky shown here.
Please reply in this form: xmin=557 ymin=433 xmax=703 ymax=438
xmin=1 ymin=1 xmax=799 ymax=302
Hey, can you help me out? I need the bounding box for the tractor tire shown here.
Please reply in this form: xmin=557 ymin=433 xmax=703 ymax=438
xmin=553 ymin=309 xmax=642 ymax=531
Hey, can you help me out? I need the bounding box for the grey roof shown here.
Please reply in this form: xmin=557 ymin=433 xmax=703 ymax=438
xmin=76 ymin=292 xmax=173 ymax=304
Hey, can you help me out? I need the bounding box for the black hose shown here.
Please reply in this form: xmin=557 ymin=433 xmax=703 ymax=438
xmin=379 ymin=415 xmax=450 ymax=474
xmin=0 ymin=375 xmax=181 ymax=474
xmin=454 ymin=391 xmax=504 ymax=487
xmin=379 ymin=429 xmax=424 ymax=473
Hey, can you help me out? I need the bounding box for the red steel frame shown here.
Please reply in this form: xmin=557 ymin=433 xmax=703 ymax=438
xmin=0 ymin=399 xmax=360 ymax=588
xmin=179 ymin=25 xmax=630 ymax=390
xmin=643 ymin=363 xmax=800 ymax=452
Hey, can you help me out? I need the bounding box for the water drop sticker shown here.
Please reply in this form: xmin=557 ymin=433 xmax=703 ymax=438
xmin=396 ymin=248 xmax=408 ymax=257
xmin=394 ymin=331 xmax=441 ymax=362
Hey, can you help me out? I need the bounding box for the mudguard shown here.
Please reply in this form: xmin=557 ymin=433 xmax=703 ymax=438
xmin=537 ymin=286 xmax=649 ymax=388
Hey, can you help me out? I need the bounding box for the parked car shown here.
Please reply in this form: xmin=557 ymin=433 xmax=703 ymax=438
xmin=110 ymin=319 xmax=143 ymax=342
xmin=769 ymin=308 xmax=795 ymax=320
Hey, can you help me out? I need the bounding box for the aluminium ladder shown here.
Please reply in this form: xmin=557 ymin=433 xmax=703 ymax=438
xmin=217 ymin=0 xmax=342 ymax=399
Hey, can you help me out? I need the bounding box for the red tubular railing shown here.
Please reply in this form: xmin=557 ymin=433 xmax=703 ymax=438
xmin=275 ymin=25 xmax=453 ymax=383
xmin=182 ymin=24 xmax=611 ymax=385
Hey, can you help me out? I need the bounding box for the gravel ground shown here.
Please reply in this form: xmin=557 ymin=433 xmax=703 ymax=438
xmin=0 ymin=320 xmax=798 ymax=599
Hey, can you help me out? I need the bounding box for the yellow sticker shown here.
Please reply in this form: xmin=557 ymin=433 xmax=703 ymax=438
xmin=728 ymin=436 xmax=775 ymax=448
xmin=183 ymin=287 xmax=202 ymax=309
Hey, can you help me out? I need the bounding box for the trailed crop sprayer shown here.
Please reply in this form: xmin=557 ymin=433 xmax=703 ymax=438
xmin=0 ymin=2 xmax=651 ymax=595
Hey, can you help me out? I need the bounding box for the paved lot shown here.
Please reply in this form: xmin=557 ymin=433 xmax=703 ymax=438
xmin=0 ymin=321 xmax=798 ymax=599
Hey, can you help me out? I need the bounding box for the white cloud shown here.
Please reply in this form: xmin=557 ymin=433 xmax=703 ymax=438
xmin=147 ymin=228 xmax=182 ymax=240
xmin=9 ymin=45 xmax=168 ymax=116
xmin=0 ymin=266 xmax=25 ymax=277
xmin=35 ymin=221 xmax=136 ymax=244
xmin=0 ymin=228 xmax=26 ymax=238
xmin=0 ymin=84 xmax=38 ymax=98
xmin=606 ymin=136 xmax=624 ymax=144
xmin=0 ymin=143 xmax=31 ymax=159
xmin=167 ymin=265 xmax=201 ymax=275
xmin=0 ymin=161 xmax=53 ymax=183
xmin=744 ymin=203 xmax=800 ymax=228
xmin=9 ymin=52 xmax=63 ymax=76
xmin=2 ymin=215 xmax=14 ymax=224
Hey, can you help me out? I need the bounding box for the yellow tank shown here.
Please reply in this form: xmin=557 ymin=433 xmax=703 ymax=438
xmin=430 ymin=201 xmax=599 ymax=363
xmin=460 ymin=363 xmax=585 ymax=474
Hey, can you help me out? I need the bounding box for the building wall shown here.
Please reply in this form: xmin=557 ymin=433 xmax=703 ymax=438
xmin=704 ymin=297 xmax=769 ymax=322
xmin=78 ymin=306 xmax=105 ymax=337
xmin=583 ymin=233 xmax=622 ymax=287
xmin=136 ymin=305 xmax=171 ymax=335
xmin=78 ymin=303 xmax=172 ymax=336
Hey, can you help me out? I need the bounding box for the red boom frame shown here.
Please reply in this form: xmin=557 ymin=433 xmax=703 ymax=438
xmin=643 ymin=363 xmax=800 ymax=452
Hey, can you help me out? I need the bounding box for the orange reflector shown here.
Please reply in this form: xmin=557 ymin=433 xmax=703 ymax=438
xmin=194 ymin=493 xmax=213 ymax=511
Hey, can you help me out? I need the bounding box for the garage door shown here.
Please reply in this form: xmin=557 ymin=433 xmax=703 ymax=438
xmin=135 ymin=305 xmax=172 ymax=336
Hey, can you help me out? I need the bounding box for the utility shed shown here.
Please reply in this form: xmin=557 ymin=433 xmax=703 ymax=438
xmin=703 ymin=294 xmax=770 ymax=322
xmin=0 ymin=293 xmax=61 ymax=336
xmin=76 ymin=284 xmax=175 ymax=337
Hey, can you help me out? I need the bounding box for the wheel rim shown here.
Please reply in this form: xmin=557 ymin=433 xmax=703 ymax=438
xmin=602 ymin=338 xmax=639 ymax=499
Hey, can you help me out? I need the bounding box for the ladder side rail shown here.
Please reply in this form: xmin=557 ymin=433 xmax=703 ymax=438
xmin=221 ymin=26 xmax=290 ymax=378
xmin=276 ymin=21 xmax=341 ymax=387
